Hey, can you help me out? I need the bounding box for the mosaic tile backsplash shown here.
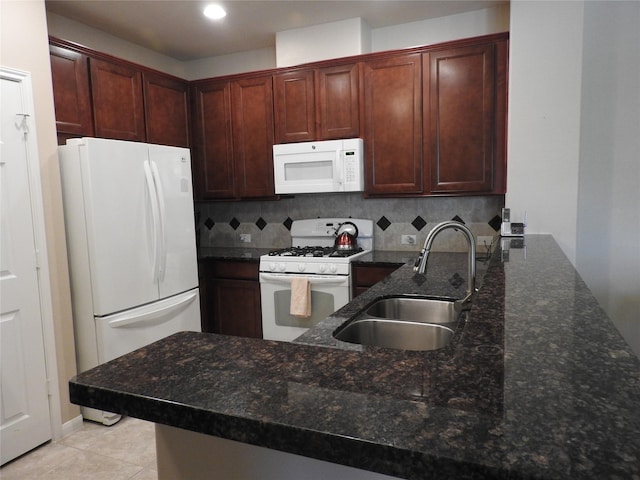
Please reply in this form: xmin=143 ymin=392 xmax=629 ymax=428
xmin=196 ymin=194 xmax=505 ymax=252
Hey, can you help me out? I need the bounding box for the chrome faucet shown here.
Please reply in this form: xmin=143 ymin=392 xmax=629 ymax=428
xmin=413 ymin=221 xmax=477 ymax=309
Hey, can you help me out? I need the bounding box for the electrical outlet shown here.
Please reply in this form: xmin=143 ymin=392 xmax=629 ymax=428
xmin=401 ymin=234 xmax=416 ymax=245
xmin=477 ymin=236 xmax=494 ymax=246
xmin=239 ymin=233 xmax=251 ymax=243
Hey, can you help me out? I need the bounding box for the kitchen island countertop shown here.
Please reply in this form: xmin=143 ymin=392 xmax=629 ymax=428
xmin=70 ymin=235 xmax=640 ymax=479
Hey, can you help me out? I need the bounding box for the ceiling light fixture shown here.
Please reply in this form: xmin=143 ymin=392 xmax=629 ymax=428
xmin=203 ymin=4 xmax=227 ymax=20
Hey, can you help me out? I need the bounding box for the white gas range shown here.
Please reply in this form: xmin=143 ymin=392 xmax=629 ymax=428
xmin=259 ymin=218 xmax=373 ymax=341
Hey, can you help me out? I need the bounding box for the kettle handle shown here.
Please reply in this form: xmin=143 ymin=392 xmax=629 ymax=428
xmin=337 ymin=221 xmax=358 ymax=238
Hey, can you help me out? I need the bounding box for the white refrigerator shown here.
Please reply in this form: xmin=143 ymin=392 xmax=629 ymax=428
xmin=59 ymin=138 xmax=201 ymax=425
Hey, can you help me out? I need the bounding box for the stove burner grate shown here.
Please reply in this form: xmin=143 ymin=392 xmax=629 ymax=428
xmin=268 ymin=246 xmax=363 ymax=258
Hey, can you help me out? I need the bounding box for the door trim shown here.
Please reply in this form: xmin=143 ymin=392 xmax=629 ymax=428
xmin=1 ymin=66 xmax=63 ymax=440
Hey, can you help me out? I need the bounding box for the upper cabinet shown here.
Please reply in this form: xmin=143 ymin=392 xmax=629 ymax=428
xmin=424 ymin=40 xmax=506 ymax=194
xmin=274 ymin=69 xmax=316 ymax=143
xmin=363 ymin=34 xmax=508 ymax=197
xmin=316 ymin=63 xmax=360 ymax=140
xmin=273 ymin=62 xmax=360 ymax=144
xmin=190 ymin=80 xmax=235 ymax=199
xmin=90 ymin=58 xmax=145 ymax=142
xmin=49 ymin=38 xmax=190 ymax=147
xmin=231 ymin=75 xmax=276 ymax=198
xmin=191 ymin=74 xmax=275 ymax=200
xmin=49 ymin=44 xmax=94 ymax=139
xmin=51 ymin=33 xmax=507 ymax=200
xmin=143 ymin=72 xmax=190 ymax=148
xmin=362 ymin=53 xmax=423 ymax=195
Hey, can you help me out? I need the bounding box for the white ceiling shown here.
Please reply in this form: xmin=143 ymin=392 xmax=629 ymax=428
xmin=45 ymin=0 xmax=506 ymax=61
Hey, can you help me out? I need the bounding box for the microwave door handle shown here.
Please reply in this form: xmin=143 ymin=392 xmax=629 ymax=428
xmin=260 ymin=273 xmax=347 ymax=286
xmin=336 ymin=149 xmax=344 ymax=187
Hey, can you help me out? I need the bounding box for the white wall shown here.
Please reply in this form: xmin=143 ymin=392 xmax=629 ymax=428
xmin=373 ymin=3 xmax=510 ymax=51
xmin=276 ymin=17 xmax=372 ymax=68
xmin=506 ymin=1 xmax=585 ymax=263
xmin=576 ymin=1 xmax=640 ymax=355
xmin=47 ymin=12 xmax=188 ymax=78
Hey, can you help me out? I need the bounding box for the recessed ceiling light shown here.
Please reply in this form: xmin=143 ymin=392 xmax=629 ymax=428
xmin=204 ymin=4 xmax=227 ymax=20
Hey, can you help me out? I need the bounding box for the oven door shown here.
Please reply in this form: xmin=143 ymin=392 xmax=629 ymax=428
xmin=259 ymin=272 xmax=350 ymax=342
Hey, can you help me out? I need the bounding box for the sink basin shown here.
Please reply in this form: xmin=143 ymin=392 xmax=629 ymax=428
xmin=333 ymin=296 xmax=463 ymax=351
xmin=364 ymin=296 xmax=459 ymax=325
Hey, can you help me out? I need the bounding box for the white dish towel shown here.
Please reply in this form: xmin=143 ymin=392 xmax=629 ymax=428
xmin=290 ymin=277 xmax=311 ymax=318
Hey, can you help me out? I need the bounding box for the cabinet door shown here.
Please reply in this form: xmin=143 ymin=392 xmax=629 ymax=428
xmin=231 ymin=76 xmax=275 ymax=198
xmin=425 ymin=43 xmax=496 ymax=193
xmin=212 ymin=279 xmax=262 ymax=338
xmin=49 ymin=45 xmax=94 ymax=137
xmin=190 ymin=81 xmax=235 ymax=199
xmin=316 ymin=63 xmax=360 ymax=140
xmin=143 ymin=72 xmax=190 ymax=147
xmin=90 ymin=58 xmax=145 ymax=141
xmin=363 ymin=54 xmax=423 ymax=195
xmin=274 ymin=69 xmax=315 ymax=143
xmin=351 ymin=264 xmax=400 ymax=298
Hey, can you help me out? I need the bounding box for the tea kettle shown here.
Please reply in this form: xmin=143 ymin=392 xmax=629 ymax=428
xmin=334 ymin=221 xmax=359 ymax=250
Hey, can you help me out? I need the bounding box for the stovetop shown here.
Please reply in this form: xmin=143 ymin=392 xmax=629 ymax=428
xmin=259 ymin=218 xmax=374 ymax=275
xmin=267 ymin=246 xmax=364 ymax=258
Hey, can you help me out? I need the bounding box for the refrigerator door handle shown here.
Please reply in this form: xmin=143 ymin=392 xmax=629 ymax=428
xmin=149 ymin=160 xmax=167 ymax=281
xmin=143 ymin=160 xmax=161 ymax=282
xmin=104 ymin=290 xmax=198 ymax=328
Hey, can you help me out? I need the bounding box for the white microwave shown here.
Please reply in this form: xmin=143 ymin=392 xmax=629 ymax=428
xmin=273 ymin=138 xmax=364 ymax=194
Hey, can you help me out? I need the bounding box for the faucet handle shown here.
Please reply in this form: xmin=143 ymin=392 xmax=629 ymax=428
xmin=413 ymin=251 xmax=423 ymax=272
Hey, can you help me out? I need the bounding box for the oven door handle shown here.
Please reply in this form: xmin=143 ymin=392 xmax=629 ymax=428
xmin=259 ymin=273 xmax=347 ymax=286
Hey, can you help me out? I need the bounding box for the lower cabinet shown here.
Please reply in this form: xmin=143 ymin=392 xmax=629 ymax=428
xmin=351 ymin=264 xmax=402 ymax=298
xmin=200 ymin=260 xmax=262 ymax=338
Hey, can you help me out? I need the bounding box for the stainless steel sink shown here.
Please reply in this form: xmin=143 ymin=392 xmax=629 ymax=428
xmin=364 ymin=296 xmax=459 ymax=325
xmin=333 ymin=296 xmax=463 ymax=351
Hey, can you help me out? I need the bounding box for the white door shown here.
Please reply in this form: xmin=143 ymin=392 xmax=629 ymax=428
xmin=0 ymin=69 xmax=52 ymax=464
xmin=148 ymin=144 xmax=198 ymax=298
xmin=60 ymin=138 xmax=159 ymax=315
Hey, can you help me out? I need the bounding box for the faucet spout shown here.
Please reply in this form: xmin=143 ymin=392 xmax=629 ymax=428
xmin=413 ymin=221 xmax=477 ymax=309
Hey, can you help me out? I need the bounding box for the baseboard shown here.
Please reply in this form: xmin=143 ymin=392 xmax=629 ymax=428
xmin=60 ymin=414 xmax=84 ymax=438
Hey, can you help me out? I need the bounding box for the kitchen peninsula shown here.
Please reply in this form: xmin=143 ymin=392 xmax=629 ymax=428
xmin=69 ymin=236 xmax=640 ymax=479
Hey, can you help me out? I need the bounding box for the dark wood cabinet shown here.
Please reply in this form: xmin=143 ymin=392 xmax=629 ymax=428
xmin=191 ymin=75 xmax=275 ymax=200
xmin=363 ymin=53 xmax=423 ymax=195
xmin=316 ymin=63 xmax=360 ymax=140
xmin=201 ymin=260 xmax=262 ymax=338
xmin=49 ymin=44 xmax=94 ymax=140
xmin=425 ymin=42 xmax=499 ymax=194
xmin=190 ymin=80 xmax=235 ymax=199
xmin=143 ymin=72 xmax=190 ymax=147
xmin=231 ymin=75 xmax=276 ymax=198
xmin=90 ymin=58 xmax=145 ymax=142
xmin=274 ymin=69 xmax=316 ymax=143
xmin=50 ymin=38 xmax=190 ymax=148
xmin=273 ymin=63 xmax=360 ymax=144
xmin=351 ymin=264 xmax=401 ymax=298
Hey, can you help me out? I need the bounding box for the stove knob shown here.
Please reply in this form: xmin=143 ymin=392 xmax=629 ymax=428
xmin=329 ymin=264 xmax=338 ymax=274
xmin=278 ymin=263 xmax=286 ymax=272
xmin=269 ymin=262 xmax=277 ymax=271
xmin=318 ymin=264 xmax=327 ymax=273
xmin=298 ymin=263 xmax=306 ymax=272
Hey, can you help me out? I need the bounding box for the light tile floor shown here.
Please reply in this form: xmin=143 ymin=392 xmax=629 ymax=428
xmin=1 ymin=417 xmax=157 ymax=479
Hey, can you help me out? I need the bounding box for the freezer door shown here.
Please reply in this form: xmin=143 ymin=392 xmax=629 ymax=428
xmin=95 ymin=288 xmax=201 ymax=364
xmin=148 ymin=144 xmax=198 ymax=298
xmin=78 ymin=138 xmax=159 ymax=314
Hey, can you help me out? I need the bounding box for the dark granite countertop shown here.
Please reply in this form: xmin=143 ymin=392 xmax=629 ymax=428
xmin=70 ymin=235 xmax=640 ymax=479
xmin=198 ymin=246 xmax=271 ymax=261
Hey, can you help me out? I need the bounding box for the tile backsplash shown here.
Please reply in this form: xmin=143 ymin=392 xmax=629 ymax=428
xmin=196 ymin=194 xmax=504 ymax=253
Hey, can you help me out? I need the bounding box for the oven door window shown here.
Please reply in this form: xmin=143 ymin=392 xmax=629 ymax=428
xmin=273 ymin=290 xmax=335 ymax=328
